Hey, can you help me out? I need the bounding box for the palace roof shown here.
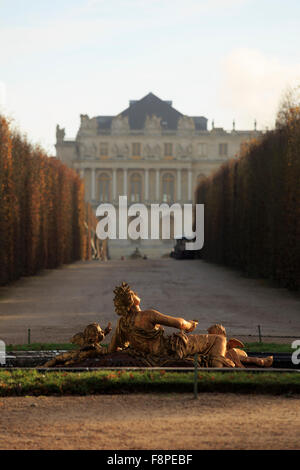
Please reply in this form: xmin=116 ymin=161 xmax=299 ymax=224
xmin=96 ymin=92 xmax=207 ymax=131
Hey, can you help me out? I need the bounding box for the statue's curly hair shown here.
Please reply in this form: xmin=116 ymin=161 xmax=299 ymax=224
xmin=113 ymin=282 xmax=136 ymax=317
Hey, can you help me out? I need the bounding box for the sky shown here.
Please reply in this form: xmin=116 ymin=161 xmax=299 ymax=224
xmin=0 ymin=0 xmax=300 ymax=154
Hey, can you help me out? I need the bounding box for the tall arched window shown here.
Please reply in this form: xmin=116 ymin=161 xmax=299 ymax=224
xmin=98 ymin=173 xmax=111 ymax=202
xmin=162 ymin=173 xmax=174 ymax=203
xmin=130 ymin=173 xmax=142 ymax=202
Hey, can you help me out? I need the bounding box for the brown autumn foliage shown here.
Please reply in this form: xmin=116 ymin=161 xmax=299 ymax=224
xmin=196 ymin=109 xmax=300 ymax=291
xmin=0 ymin=116 xmax=104 ymax=286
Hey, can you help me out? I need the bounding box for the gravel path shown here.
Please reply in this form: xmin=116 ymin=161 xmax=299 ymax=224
xmin=0 ymin=393 xmax=299 ymax=450
xmin=0 ymin=259 xmax=300 ymax=345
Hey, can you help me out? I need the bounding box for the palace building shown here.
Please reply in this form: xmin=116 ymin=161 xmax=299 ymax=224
xmin=56 ymin=92 xmax=260 ymax=258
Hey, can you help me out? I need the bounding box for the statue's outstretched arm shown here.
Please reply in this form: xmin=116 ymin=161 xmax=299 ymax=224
xmin=148 ymin=309 xmax=197 ymax=332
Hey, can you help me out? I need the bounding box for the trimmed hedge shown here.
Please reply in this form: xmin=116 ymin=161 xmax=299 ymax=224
xmin=0 ymin=116 xmax=103 ymax=285
xmin=196 ymin=120 xmax=300 ymax=290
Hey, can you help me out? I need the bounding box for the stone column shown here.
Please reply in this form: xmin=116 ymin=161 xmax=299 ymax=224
xmin=188 ymin=169 xmax=192 ymax=202
xmin=177 ymin=168 xmax=181 ymax=201
xmin=123 ymin=168 xmax=128 ymax=197
xmin=144 ymin=169 xmax=149 ymax=202
xmin=113 ymin=169 xmax=117 ymax=202
xmin=156 ymin=169 xmax=160 ymax=201
xmin=91 ymin=168 xmax=96 ymax=201
xmin=79 ymin=169 xmax=84 ymax=180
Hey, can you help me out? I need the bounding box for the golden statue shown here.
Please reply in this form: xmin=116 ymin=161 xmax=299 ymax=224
xmin=109 ymin=282 xmax=273 ymax=368
xmin=108 ymin=282 xmax=234 ymax=367
xmin=44 ymin=282 xmax=273 ymax=368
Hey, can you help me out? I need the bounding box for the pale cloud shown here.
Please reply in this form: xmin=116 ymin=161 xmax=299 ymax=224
xmin=0 ymin=0 xmax=249 ymax=62
xmin=0 ymin=18 xmax=121 ymax=60
xmin=170 ymin=0 xmax=249 ymax=12
xmin=0 ymin=8 xmax=178 ymax=61
xmin=83 ymin=0 xmax=249 ymax=20
xmin=87 ymin=0 xmax=248 ymax=9
xmin=219 ymin=48 xmax=300 ymax=129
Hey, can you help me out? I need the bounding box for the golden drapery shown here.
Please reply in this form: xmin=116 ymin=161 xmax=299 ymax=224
xmin=113 ymin=314 xmax=222 ymax=367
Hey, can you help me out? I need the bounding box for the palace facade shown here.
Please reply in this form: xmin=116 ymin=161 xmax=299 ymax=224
xmin=56 ymin=92 xmax=260 ymax=258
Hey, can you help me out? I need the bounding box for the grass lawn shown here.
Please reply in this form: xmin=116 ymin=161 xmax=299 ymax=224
xmin=244 ymin=343 xmax=293 ymax=353
xmin=6 ymin=342 xmax=293 ymax=353
xmin=0 ymin=369 xmax=299 ymax=396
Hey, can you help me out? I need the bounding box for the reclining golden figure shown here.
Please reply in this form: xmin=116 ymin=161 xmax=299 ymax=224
xmin=109 ymin=282 xmax=232 ymax=367
xmin=109 ymin=282 xmax=273 ymax=368
xmin=44 ymin=281 xmax=273 ymax=368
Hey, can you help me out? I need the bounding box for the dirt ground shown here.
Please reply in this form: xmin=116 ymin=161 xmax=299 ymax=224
xmin=0 ymin=393 xmax=299 ymax=450
xmin=0 ymin=259 xmax=299 ymax=345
